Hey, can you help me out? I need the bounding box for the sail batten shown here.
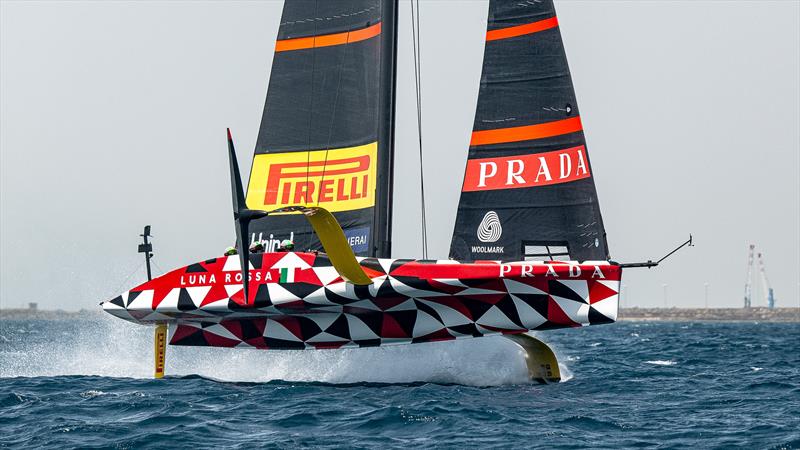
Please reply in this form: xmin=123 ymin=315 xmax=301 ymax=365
xmin=450 ymin=0 xmax=609 ymax=263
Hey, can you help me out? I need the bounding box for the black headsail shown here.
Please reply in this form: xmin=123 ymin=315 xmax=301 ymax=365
xmin=449 ymin=0 xmax=609 ymax=262
xmin=245 ymin=0 xmax=398 ymax=257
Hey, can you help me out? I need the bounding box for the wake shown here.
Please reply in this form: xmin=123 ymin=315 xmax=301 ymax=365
xmin=0 ymin=315 xmax=571 ymax=386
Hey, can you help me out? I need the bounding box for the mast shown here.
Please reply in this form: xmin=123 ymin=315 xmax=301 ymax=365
xmin=374 ymin=0 xmax=399 ymax=258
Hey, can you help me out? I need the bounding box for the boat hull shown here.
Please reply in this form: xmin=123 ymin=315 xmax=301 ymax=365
xmin=102 ymin=252 xmax=620 ymax=350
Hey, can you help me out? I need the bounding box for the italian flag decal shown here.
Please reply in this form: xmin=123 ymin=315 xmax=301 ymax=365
xmin=279 ymin=268 xmax=295 ymax=283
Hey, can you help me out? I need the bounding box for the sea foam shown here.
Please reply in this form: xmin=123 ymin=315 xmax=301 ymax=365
xmin=1 ymin=315 xmax=565 ymax=386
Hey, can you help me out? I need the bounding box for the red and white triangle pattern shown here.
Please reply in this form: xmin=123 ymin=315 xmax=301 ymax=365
xmin=103 ymin=253 xmax=620 ymax=350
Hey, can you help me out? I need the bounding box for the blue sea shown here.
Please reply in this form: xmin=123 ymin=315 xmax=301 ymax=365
xmin=1 ymin=317 xmax=798 ymax=449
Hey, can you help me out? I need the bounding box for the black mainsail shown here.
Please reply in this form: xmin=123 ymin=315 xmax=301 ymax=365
xmin=449 ymin=0 xmax=609 ymax=262
xmin=245 ymin=0 xmax=397 ymax=257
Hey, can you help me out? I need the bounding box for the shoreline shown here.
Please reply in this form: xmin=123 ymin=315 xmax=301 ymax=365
xmin=1 ymin=307 xmax=798 ymax=323
xmin=0 ymin=309 xmax=103 ymax=321
xmin=618 ymin=307 xmax=799 ymax=323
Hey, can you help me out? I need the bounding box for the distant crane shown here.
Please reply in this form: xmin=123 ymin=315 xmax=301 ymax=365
xmin=743 ymin=244 xmax=776 ymax=310
xmin=757 ymin=252 xmax=775 ymax=309
xmin=744 ymin=244 xmax=754 ymax=309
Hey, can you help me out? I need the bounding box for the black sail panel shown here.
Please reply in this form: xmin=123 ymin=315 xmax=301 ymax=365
xmin=245 ymin=0 xmax=396 ymax=257
xmin=449 ymin=0 xmax=609 ymax=262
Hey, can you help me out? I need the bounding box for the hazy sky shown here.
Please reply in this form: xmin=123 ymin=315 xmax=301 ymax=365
xmin=1 ymin=0 xmax=798 ymax=310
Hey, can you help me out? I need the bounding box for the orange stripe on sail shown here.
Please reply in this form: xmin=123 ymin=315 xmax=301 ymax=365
xmin=275 ymin=22 xmax=382 ymax=52
xmin=485 ymin=16 xmax=559 ymax=41
xmin=470 ymin=116 xmax=583 ymax=146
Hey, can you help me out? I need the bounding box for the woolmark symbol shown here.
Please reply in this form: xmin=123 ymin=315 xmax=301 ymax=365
xmin=477 ymin=211 xmax=502 ymax=243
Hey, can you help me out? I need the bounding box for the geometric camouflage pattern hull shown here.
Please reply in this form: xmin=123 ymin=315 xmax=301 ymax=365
xmin=102 ymin=252 xmax=621 ymax=350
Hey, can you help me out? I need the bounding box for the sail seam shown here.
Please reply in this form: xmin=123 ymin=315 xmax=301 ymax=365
xmin=456 ymin=200 xmax=598 ymax=210
xmin=480 ymin=73 xmax=571 ymax=84
xmin=318 ymin=18 xmax=355 ymax=207
xmin=280 ymin=5 xmax=379 ymax=26
xmin=304 ymin=0 xmax=320 ymax=193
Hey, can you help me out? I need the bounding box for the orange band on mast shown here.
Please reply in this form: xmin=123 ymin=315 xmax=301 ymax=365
xmin=275 ymin=22 xmax=382 ymax=52
xmin=485 ymin=16 xmax=559 ymax=41
xmin=470 ymin=116 xmax=583 ymax=146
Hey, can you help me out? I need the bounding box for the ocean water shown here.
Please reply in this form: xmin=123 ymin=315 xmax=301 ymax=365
xmin=1 ymin=317 xmax=798 ymax=449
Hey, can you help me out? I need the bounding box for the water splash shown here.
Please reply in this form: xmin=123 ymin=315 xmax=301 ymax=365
xmin=3 ymin=321 xmax=798 ymax=449
xmin=0 ymin=316 xmax=559 ymax=386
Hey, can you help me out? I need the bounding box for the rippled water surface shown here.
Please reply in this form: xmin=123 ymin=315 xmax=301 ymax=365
xmin=1 ymin=317 xmax=798 ymax=448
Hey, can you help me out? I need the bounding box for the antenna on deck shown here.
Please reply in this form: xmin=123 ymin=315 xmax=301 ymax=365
xmin=138 ymin=225 xmax=154 ymax=281
xmin=138 ymin=225 xmax=166 ymax=378
xmin=618 ymin=234 xmax=693 ymax=269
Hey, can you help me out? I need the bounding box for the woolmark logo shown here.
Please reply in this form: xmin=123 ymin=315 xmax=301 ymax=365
xmin=477 ymin=211 xmax=502 ymax=243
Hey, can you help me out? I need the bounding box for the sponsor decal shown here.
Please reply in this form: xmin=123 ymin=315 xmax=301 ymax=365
xmin=343 ymin=226 xmax=370 ymax=253
xmin=477 ymin=211 xmax=502 ymax=243
xmin=246 ymin=142 xmax=377 ymax=213
xmin=462 ymin=145 xmax=590 ymax=192
xmin=499 ymin=263 xmax=607 ymax=279
xmin=180 ymin=271 xmax=275 ymax=286
xmin=470 ymin=245 xmax=504 ymax=254
xmin=471 ymin=211 xmax=504 ymax=253
xmin=250 ymin=232 xmax=295 ymax=253
xmin=154 ymin=325 xmax=166 ymax=377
